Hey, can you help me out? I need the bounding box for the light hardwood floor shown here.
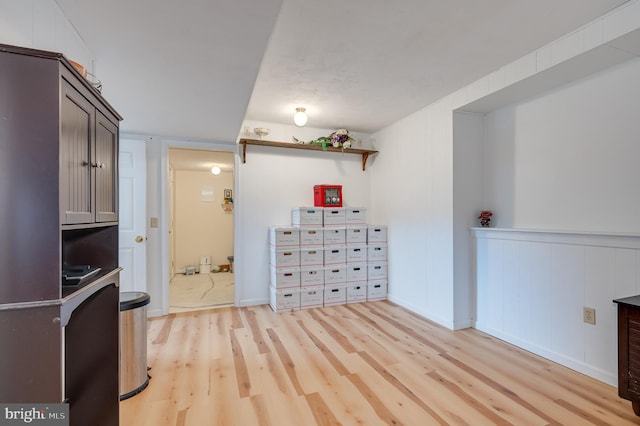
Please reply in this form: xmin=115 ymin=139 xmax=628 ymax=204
xmin=120 ymin=301 xmax=639 ymax=425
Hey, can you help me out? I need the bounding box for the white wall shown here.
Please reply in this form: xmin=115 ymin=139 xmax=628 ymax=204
xmin=484 ymin=58 xmax=640 ymax=232
xmin=452 ymin=112 xmax=485 ymax=327
xmin=474 ymin=228 xmax=640 ymax=386
xmin=371 ymin=102 xmax=455 ymax=327
xmin=371 ymin=0 xmax=640 ymax=335
xmin=237 ymin=121 xmax=372 ymax=306
xmin=0 ymin=0 xmax=94 ymax=72
xmin=173 ymin=169 xmax=234 ymax=271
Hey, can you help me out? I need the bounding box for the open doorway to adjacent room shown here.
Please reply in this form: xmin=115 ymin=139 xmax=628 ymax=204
xmin=168 ymin=148 xmax=235 ymax=313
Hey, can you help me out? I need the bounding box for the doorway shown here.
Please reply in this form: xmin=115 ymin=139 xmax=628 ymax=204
xmin=168 ymin=148 xmax=234 ymax=313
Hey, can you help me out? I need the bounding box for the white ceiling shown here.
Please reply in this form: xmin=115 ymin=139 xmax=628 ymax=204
xmin=56 ymin=0 xmax=629 ymax=142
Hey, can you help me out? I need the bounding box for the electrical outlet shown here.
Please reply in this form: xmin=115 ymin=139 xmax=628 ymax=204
xmin=583 ymin=307 xmax=596 ymax=325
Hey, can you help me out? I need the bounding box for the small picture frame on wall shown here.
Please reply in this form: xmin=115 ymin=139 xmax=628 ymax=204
xmin=224 ymin=189 xmax=232 ymax=199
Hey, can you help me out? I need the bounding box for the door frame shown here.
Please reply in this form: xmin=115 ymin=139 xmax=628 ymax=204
xmin=158 ymin=139 xmax=239 ymax=316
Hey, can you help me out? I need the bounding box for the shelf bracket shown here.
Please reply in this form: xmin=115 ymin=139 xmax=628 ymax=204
xmin=362 ymin=152 xmax=370 ymax=171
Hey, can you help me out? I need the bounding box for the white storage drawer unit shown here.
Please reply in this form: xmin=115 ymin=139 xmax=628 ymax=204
xmin=367 ymin=225 xmax=388 ymax=243
xmin=367 ymin=245 xmax=388 ymax=262
xmin=269 ymin=227 xmax=300 ymax=247
xmin=323 ymin=208 xmax=345 ymax=227
xmin=367 ymin=281 xmax=388 ymax=301
xmin=270 ymin=267 xmax=301 ymax=289
xmin=345 ymin=207 xmax=367 ymax=225
xmin=346 ymin=263 xmax=367 ymax=284
xmin=270 ymin=286 xmax=300 ymax=312
xmin=299 ymin=228 xmax=324 ymax=246
xmin=347 ymin=284 xmax=367 ymax=303
xmin=300 ymin=247 xmax=324 ymax=267
xmin=367 ymin=262 xmax=388 ymax=282
xmin=324 ymin=246 xmax=347 ymax=265
xmin=300 ymin=267 xmax=324 ymax=287
xmin=346 ymin=226 xmax=367 ymax=245
xmin=346 ymin=245 xmax=367 ymax=263
xmin=292 ymin=207 xmax=323 ymax=227
xmin=270 ymin=247 xmax=300 ymax=269
xmin=324 ymin=266 xmax=347 ymax=286
xmin=323 ymin=227 xmax=346 ymax=246
xmin=324 ymin=285 xmax=347 ymax=306
xmin=300 ymin=287 xmax=324 ymax=309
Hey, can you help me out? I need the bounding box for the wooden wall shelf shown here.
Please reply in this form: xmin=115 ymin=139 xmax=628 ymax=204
xmin=239 ymin=138 xmax=378 ymax=171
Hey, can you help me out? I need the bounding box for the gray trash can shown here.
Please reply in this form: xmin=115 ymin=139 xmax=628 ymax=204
xmin=120 ymin=291 xmax=150 ymax=400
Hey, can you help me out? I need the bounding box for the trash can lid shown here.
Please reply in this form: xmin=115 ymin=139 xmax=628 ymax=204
xmin=120 ymin=291 xmax=150 ymax=311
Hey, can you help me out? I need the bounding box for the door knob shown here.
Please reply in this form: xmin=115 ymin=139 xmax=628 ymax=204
xmin=135 ymin=235 xmax=144 ymax=243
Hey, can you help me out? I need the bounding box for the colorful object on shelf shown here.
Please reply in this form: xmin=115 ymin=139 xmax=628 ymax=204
xmin=314 ymin=185 xmax=342 ymax=207
xmin=478 ymin=210 xmax=493 ymax=227
xmin=293 ymin=129 xmax=354 ymax=151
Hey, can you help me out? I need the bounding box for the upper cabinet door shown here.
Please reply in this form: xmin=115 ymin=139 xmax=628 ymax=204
xmin=95 ymin=111 xmax=118 ymax=223
xmin=60 ymin=79 xmax=94 ymax=225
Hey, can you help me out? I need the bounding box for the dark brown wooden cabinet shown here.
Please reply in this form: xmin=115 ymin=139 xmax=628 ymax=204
xmin=0 ymin=43 xmax=122 ymax=425
xmin=60 ymin=79 xmax=118 ymax=225
xmin=614 ymin=295 xmax=640 ymax=416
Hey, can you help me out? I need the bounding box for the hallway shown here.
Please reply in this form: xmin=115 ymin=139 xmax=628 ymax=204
xmin=169 ymin=272 xmax=234 ymax=313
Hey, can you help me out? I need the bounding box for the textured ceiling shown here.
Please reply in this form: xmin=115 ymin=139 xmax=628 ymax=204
xmin=56 ymin=0 xmax=629 ymax=141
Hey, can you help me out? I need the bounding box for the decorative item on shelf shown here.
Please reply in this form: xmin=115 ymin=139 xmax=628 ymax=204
xmin=221 ymin=189 xmax=233 ymax=212
xmin=69 ymin=59 xmax=102 ymax=93
xmin=254 ymin=127 xmax=270 ymax=138
xmin=293 ymin=129 xmax=354 ymax=152
xmin=478 ymin=210 xmax=493 ymax=227
xmin=314 ymin=184 xmax=342 ymax=207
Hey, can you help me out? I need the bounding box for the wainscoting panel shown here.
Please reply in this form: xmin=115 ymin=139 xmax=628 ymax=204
xmin=472 ymin=228 xmax=640 ymax=385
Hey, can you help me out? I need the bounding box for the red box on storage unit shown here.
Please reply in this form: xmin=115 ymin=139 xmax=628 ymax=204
xmin=314 ymin=185 xmax=342 ymax=207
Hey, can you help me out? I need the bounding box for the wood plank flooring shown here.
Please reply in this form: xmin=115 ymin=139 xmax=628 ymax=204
xmin=119 ymin=301 xmax=640 ymax=425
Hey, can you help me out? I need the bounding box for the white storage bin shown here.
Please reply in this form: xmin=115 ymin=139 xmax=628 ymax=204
xmin=367 ymin=262 xmax=388 ymax=281
xmin=367 ymin=225 xmax=388 ymax=243
xmin=323 ymin=227 xmax=346 ymax=246
xmin=367 ymin=281 xmax=388 ymax=301
xmin=323 ymin=208 xmax=345 ymax=227
xmin=346 ymin=226 xmax=367 ymax=245
xmin=269 ymin=227 xmax=300 ymax=247
xmin=299 ymin=247 xmax=324 ymax=267
xmin=367 ymin=245 xmax=388 ymax=262
xmin=346 ymin=263 xmax=367 ymax=284
xmin=346 ymin=284 xmax=367 ymax=303
xmin=324 ymin=266 xmax=347 ymax=285
xmin=345 ymin=207 xmax=367 ymax=225
xmin=346 ymin=245 xmax=367 ymax=263
xmin=324 ymin=245 xmax=347 ymax=265
xmin=270 ymin=267 xmax=301 ymax=289
xmin=292 ymin=207 xmax=323 ymax=227
xmin=270 ymin=286 xmax=300 ymax=312
xmin=299 ymin=228 xmax=324 ymax=246
xmin=300 ymin=267 xmax=324 ymax=287
xmin=323 ymin=285 xmax=347 ymax=306
xmin=300 ymin=287 xmax=324 ymax=309
xmin=270 ymin=247 xmax=300 ymax=269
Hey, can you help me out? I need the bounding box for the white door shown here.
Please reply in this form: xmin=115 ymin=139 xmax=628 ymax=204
xmin=119 ymin=139 xmax=147 ymax=292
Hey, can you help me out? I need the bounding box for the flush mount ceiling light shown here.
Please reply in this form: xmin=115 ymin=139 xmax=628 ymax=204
xmin=293 ymin=107 xmax=308 ymax=127
xmin=211 ymin=166 xmax=221 ymax=175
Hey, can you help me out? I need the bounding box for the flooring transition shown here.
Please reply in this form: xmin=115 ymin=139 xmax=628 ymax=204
xmin=169 ymin=272 xmax=234 ymax=313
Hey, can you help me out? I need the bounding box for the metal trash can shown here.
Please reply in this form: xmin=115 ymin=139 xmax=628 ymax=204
xmin=119 ymin=291 xmax=150 ymax=400
xmin=227 ymin=256 xmax=234 ymax=273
